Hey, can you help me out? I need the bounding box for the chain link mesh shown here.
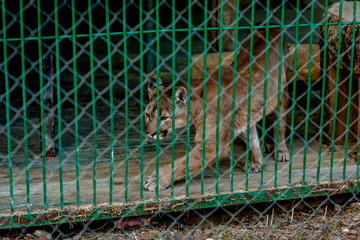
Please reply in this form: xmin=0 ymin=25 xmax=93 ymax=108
xmin=1 ymin=0 xmax=360 ymax=239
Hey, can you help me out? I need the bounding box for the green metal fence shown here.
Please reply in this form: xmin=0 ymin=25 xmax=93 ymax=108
xmin=1 ymin=0 xmax=360 ymax=236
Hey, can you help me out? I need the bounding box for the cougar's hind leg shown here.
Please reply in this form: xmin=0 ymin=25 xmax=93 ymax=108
xmin=237 ymin=125 xmax=263 ymax=173
xmin=274 ymin=79 xmax=290 ymax=162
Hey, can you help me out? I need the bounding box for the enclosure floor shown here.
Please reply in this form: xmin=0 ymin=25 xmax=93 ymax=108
xmin=0 ymin=138 xmax=358 ymax=213
xmin=0 ymin=101 xmax=358 ymax=213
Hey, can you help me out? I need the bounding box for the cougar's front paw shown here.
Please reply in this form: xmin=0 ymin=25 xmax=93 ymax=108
xmin=276 ymin=149 xmax=290 ymax=162
xmin=249 ymin=160 xmax=261 ymax=173
xmin=238 ymin=160 xmax=261 ymax=174
xmin=143 ymin=173 xmax=169 ymax=191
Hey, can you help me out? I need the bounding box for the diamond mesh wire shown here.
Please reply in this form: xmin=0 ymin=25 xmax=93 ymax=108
xmin=1 ymin=0 xmax=360 ymax=238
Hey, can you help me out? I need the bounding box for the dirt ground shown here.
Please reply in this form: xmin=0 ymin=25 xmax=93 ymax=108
xmin=1 ymin=194 xmax=360 ymax=240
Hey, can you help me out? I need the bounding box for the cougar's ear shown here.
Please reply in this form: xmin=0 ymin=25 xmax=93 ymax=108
xmin=148 ymin=75 xmax=163 ymax=99
xmin=175 ymin=87 xmax=187 ymax=105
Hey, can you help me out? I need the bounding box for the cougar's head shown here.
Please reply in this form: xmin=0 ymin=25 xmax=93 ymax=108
xmin=144 ymin=76 xmax=187 ymax=140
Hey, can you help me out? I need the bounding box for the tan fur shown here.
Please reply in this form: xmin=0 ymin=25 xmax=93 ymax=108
xmin=144 ymin=28 xmax=290 ymax=191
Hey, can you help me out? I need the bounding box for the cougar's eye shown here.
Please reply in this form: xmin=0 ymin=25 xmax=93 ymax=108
xmin=145 ymin=113 xmax=150 ymax=118
xmin=160 ymin=116 xmax=169 ymax=121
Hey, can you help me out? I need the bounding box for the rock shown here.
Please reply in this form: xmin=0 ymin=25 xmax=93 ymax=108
xmin=311 ymin=222 xmax=322 ymax=230
xmin=349 ymin=202 xmax=360 ymax=209
xmin=316 ymin=207 xmax=324 ymax=215
xmin=73 ymin=234 xmax=83 ymax=240
xmin=193 ymin=229 xmax=202 ymax=238
xmin=23 ymin=234 xmax=36 ymax=240
xmin=33 ymin=230 xmax=52 ymax=240
xmin=257 ymin=221 xmax=265 ymax=227
xmin=303 ymin=225 xmax=312 ymax=230
xmin=169 ymin=230 xmax=180 ymax=239
xmin=332 ymin=237 xmax=342 ymax=240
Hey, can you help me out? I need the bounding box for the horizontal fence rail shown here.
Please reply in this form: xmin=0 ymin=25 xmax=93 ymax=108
xmin=0 ymin=0 xmax=360 ymax=235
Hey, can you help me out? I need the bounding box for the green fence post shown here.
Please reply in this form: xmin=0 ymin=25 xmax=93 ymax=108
xmin=274 ymin=0 xmax=286 ymax=189
xmin=317 ymin=0 xmax=329 ymax=184
xmin=139 ymin=0 xmax=145 ymax=201
xmin=71 ymin=0 xmax=80 ymax=207
xmin=246 ymin=0 xmax=256 ymax=191
xmin=330 ymin=0 xmax=344 ymax=182
xmin=260 ymin=0 xmax=270 ymax=189
xmin=186 ymin=0 xmax=192 ymax=197
xmin=87 ymin=0 xmax=97 ymax=206
xmin=215 ymin=0 xmax=224 ymax=194
xmin=343 ymin=0 xmax=358 ymax=181
xmin=201 ymin=0 xmax=208 ymax=195
xmin=171 ymin=0 xmax=176 ymax=199
xmin=155 ymin=0 xmax=160 ymax=200
xmin=302 ymin=0 xmax=315 ymax=185
xmin=37 ymin=0 xmax=48 ymax=210
xmin=2 ymin=0 xmax=14 ymax=213
xmin=230 ymin=0 xmax=240 ymax=193
xmin=105 ymin=0 xmax=115 ymax=205
xmin=123 ymin=0 xmax=129 ymax=203
xmin=289 ymin=0 xmax=300 ymax=186
xmin=54 ymin=0 xmax=64 ymax=209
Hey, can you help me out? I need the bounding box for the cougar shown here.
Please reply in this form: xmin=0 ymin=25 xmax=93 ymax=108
xmin=144 ymin=28 xmax=290 ymax=191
